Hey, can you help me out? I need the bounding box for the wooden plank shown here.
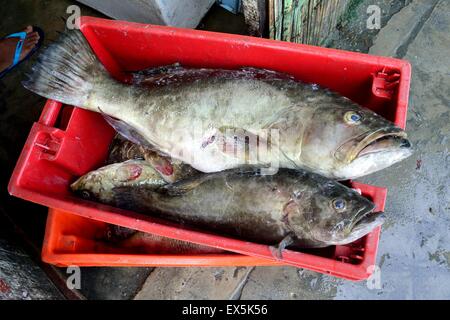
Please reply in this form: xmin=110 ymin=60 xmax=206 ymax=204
xmin=275 ymin=0 xmax=283 ymax=40
xmin=282 ymin=0 xmax=293 ymax=42
xmin=269 ymin=0 xmax=354 ymax=45
xmin=269 ymin=0 xmax=276 ymax=39
xmin=311 ymin=0 xmax=320 ymax=45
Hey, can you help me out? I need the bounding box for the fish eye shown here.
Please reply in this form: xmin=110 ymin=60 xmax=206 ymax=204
xmin=80 ymin=190 xmax=92 ymax=199
xmin=332 ymin=198 xmax=347 ymax=212
xmin=344 ymin=111 xmax=362 ymax=125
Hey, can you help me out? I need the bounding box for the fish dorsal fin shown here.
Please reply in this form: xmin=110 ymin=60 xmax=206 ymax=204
xmin=131 ymin=63 xmax=182 ymax=82
xmin=238 ymin=67 xmax=296 ymax=82
xmin=132 ymin=63 xmax=217 ymax=87
xmin=98 ymin=108 xmax=155 ymax=149
xmin=132 ymin=65 xmax=297 ymax=89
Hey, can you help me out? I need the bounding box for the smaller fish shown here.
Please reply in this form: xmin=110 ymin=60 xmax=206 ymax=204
xmin=71 ymin=160 xmax=166 ymax=203
xmin=107 ymin=134 xmax=199 ymax=183
xmin=104 ymin=224 xmax=224 ymax=254
xmin=77 ymin=167 xmax=384 ymax=251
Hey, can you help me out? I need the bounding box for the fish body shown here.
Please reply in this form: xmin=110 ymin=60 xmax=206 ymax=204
xmin=74 ymin=166 xmax=384 ymax=249
xmin=24 ymin=31 xmax=412 ymax=180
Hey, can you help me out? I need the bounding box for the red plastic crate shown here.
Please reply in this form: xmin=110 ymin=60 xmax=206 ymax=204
xmin=40 ymin=182 xmax=385 ymax=277
xmin=43 ymin=207 xmax=281 ymax=267
xmin=9 ymin=16 xmax=409 ymax=280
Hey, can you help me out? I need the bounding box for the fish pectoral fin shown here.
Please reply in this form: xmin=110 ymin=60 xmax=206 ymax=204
xmin=98 ymin=109 xmax=155 ymax=148
xmin=269 ymin=234 xmax=296 ymax=260
xmin=208 ymin=126 xmax=269 ymax=163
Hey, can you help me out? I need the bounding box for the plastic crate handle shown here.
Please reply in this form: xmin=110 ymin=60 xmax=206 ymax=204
xmin=38 ymin=100 xmax=63 ymax=127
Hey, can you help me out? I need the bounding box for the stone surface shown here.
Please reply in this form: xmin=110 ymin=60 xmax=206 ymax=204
xmin=335 ymin=0 xmax=449 ymax=299
xmin=369 ymin=0 xmax=439 ymax=57
xmin=78 ymin=267 xmax=153 ymax=300
xmin=326 ymin=0 xmax=412 ymax=52
xmin=240 ymin=267 xmax=339 ymax=300
xmin=134 ymin=267 xmax=253 ymax=300
xmin=340 ymin=0 xmax=450 ymax=299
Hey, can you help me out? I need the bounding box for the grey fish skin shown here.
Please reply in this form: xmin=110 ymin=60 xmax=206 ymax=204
xmin=23 ymin=30 xmax=412 ymax=180
xmin=107 ymin=134 xmax=199 ymax=183
xmin=108 ymin=169 xmax=383 ymax=249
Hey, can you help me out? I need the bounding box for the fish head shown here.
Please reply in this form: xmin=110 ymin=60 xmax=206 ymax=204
xmin=299 ymin=100 xmax=412 ymax=179
xmin=70 ymin=160 xmax=165 ymax=203
xmin=287 ymin=180 xmax=384 ymax=246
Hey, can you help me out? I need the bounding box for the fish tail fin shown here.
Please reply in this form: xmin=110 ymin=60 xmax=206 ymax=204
xmin=23 ymin=30 xmax=106 ymax=107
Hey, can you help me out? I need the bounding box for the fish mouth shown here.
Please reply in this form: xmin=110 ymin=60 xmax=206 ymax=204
xmin=332 ymin=209 xmax=384 ymax=246
xmin=350 ymin=210 xmax=385 ymax=235
xmin=356 ymin=130 xmax=410 ymax=158
xmin=336 ymin=127 xmax=410 ymax=163
xmin=326 ymin=204 xmax=384 ymax=246
xmin=70 ymin=177 xmax=83 ymax=191
xmin=352 ymin=205 xmax=381 ymax=227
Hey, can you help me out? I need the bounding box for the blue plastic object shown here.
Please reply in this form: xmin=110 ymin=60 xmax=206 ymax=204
xmin=217 ymin=0 xmax=241 ymax=14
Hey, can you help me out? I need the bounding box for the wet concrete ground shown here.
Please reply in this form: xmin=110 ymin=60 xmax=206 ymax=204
xmin=0 ymin=0 xmax=448 ymax=299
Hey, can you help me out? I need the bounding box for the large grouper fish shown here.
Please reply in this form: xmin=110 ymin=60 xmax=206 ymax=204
xmin=24 ymin=30 xmax=412 ymax=180
xmin=71 ymin=162 xmax=384 ymax=250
